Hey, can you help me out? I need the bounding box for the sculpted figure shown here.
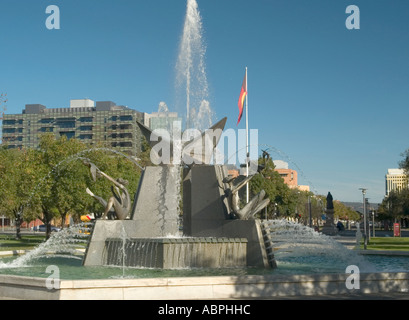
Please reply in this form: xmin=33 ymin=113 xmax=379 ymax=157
xmin=84 ymin=161 xmax=131 ymax=220
xmin=326 ymin=192 xmax=334 ymax=210
xmin=223 ymin=174 xmax=270 ymax=220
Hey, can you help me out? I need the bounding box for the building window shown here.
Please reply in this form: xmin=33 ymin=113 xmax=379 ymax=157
xmin=79 ymin=117 xmax=93 ymax=122
xmin=120 ymin=115 xmax=133 ymax=121
xmin=41 ymin=118 xmax=55 ymax=124
xmin=80 ymin=126 xmax=93 ymax=131
xmin=39 ymin=127 xmax=54 ymax=132
xmin=59 ymin=131 xmax=75 ymax=140
xmin=79 ymin=134 xmax=93 ymax=140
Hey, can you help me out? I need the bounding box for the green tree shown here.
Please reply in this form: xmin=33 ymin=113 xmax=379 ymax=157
xmin=0 ymin=133 xmax=143 ymax=240
xmin=333 ymin=200 xmax=360 ymax=222
xmin=378 ymin=189 xmax=409 ymax=226
xmin=249 ymin=157 xmax=294 ymax=219
xmin=399 ymin=148 xmax=409 ymax=174
xmin=0 ymin=147 xmax=39 ymax=239
xmin=137 ymin=136 xmax=154 ymax=168
xmin=28 ymin=134 xmax=89 ymax=238
xmin=30 ymin=133 xmax=142 ymax=238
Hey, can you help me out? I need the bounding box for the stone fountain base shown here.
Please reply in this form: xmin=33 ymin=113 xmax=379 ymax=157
xmin=83 ymin=164 xmax=273 ymax=269
xmin=83 ymin=221 xmax=249 ymax=269
xmin=104 ymin=237 xmax=247 ymax=269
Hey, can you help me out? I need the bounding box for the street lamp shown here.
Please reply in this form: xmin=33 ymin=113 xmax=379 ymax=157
xmin=308 ymin=195 xmax=312 ymax=228
xmin=359 ymin=188 xmax=367 ymax=250
xmin=366 ymin=198 xmax=370 ymax=241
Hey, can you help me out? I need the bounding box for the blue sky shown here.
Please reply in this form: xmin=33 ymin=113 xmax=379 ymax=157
xmin=1 ymin=0 xmax=409 ymax=204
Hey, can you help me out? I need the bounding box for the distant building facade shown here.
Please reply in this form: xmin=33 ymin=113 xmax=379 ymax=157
xmin=2 ymin=99 xmax=144 ymax=156
xmin=144 ymin=111 xmax=182 ymax=133
xmin=273 ymin=160 xmax=310 ymax=191
xmin=385 ymin=169 xmax=408 ymax=196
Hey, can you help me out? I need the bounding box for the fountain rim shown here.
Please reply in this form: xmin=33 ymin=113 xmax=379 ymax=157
xmin=1 ymin=271 xmax=409 ymax=300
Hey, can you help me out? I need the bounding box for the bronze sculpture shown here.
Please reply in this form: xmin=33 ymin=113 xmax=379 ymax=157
xmin=84 ymin=161 xmax=131 ymax=220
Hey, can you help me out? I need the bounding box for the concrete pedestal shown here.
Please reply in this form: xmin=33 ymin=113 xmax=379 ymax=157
xmin=321 ymin=208 xmax=338 ymax=235
xmin=183 ymin=165 xmax=271 ymax=268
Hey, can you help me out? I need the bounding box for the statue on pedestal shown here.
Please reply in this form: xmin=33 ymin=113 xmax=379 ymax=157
xmin=321 ymin=192 xmax=337 ymax=235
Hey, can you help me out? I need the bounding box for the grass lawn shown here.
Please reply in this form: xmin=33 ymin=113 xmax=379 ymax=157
xmin=361 ymin=237 xmax=409 ymax=251
xmin=0 ymin=234 xmax=46 ymax=252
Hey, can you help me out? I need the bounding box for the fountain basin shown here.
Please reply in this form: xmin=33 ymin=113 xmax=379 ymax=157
xmin=1 ymin=272 xmax=408 ymax=300
xmin=104 ymin=237 xmax=248 ymax=269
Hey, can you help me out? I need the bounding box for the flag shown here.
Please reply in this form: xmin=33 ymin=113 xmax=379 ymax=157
xmin=237 ymin=72 xmax=247 ymax=125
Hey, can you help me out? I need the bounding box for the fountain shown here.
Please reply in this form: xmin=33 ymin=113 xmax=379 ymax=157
xmin=83 ymin=115 xmax=272 ymax=269
xmin=175 ymin=0 xmax=214 ymax=130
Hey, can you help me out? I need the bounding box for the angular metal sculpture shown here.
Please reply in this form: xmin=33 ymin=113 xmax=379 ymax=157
xmin=136 ymin=117 xmax=227 ymax=166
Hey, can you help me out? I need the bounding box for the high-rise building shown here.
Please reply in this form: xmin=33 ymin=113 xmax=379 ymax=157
xmin=385 ymin=169 xmax=408 ymax=196
xmin=2 ymin=99 xmax=144 ymax=156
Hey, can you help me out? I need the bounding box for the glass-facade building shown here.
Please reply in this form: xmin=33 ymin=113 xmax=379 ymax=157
xmin=2 ymin=99 xmax=144 ymax=156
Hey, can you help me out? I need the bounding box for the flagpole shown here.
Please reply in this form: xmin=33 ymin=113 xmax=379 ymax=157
xmin=245 ymin=67 xmax=249 ymax=203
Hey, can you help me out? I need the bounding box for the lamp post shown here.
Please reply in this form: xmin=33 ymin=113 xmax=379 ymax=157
xmin=308 ymin=195 xmax=312 ymax=228
xmin=366 ymin=198 xmax=371 ymax=242
xmin=359 ymin=188 xmax=367 ymax=250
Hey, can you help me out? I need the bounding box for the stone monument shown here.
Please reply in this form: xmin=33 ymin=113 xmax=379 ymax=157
xmin=321 ymin=192 xmax=338 ymax=235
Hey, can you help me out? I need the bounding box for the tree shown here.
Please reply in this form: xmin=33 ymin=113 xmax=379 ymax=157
xmin=249 ymin=157 xmax=294 ymax=219
xmin=30 ymin=134 xmax=142 ymax=238
xmin=137 ymin=136 xmax=154 ymax=168
xmin=27 ymin=134 xmax=88 ymax=238
xmin=378 ymin=189 xmax=409 ymax=227
xmin=0 ymin=131 xmax=144 ymax=240
xmin=0 ymin=147 xmax=39 ymax=239
xmin=399 ymin=148 xmax=409 ymax=174
xmin=333 ymin=200 xmax=360 ymax=222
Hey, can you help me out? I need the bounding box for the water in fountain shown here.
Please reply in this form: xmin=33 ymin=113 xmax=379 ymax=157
xmin=158 ymin=101 xmax=169 ymax=113
xmin=158 ymin=165 xmax=182 ymax=234
xmin=108 ymin=224 xmax=129 ymax=278
xmin=265 ymin=219 xmax=375 ymax=274
xmin=175 ymin=0 xmax=215 ymax=131
xmin=0 ymin=223 xmax=91 ymax=269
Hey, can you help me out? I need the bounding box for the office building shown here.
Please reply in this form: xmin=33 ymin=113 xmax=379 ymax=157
xmin=273 ymin=160 xmax=310 ymax=192
xmin=2 ymin=99 xmax=144 ymax=156
xmin=385 ymin=169 xmax=408 ymax=196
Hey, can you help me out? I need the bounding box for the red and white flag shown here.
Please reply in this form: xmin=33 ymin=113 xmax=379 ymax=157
xmin=237 ymin=71 xmax=247 ymax=125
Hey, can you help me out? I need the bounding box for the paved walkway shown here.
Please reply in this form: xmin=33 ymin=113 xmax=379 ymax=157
xmin=265 ymin=292 xmax=409 ymax=300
